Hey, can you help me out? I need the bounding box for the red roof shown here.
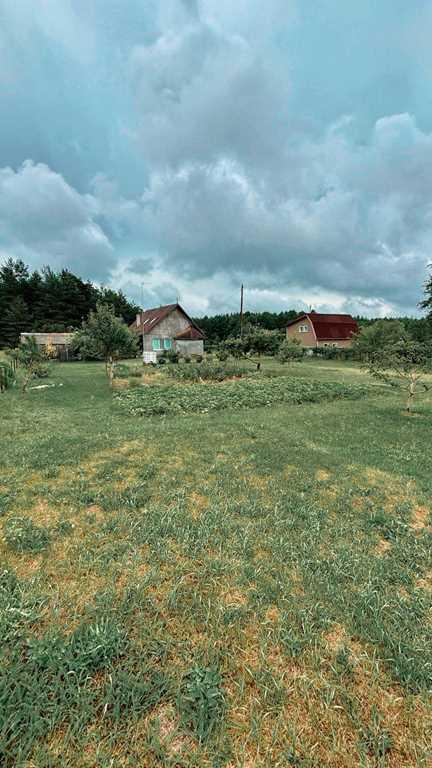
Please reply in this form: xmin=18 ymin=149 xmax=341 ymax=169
xmin=131 ymin=303 xmax=205 ymax=338
xmin=287 ymin=313 xmax=358 ymax=341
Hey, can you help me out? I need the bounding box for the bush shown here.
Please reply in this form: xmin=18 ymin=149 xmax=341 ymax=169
xmin=4 ymin=517 xmax=51 ymax=553
xmin=159 ymin=349 xmax=180 ymax=364
xmin=278 ymin=339 xmax=303 ymax=363
xmin=0 ymin=362 xmax=15 ymax=392
xmin=32 ymin=363 xmax=51 ymax=379
xmin=114 ymin=363 xmax=130 ymax=379
xmin=216 ymin=348 xmax=229 ymax=361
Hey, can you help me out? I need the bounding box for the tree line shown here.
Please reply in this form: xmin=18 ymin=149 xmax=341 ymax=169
xmin=0 ymin=259 xmax=140 ymax=348
xmin=1 ymin=257 xmax=432 ymax=350
xmin=194 ymin=309 xmax=432 ymax=346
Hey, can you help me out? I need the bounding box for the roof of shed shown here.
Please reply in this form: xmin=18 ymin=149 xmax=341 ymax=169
xmin=20 ymin=332 xmax=74 ymax=345
xmin=286 ymin=313 xmax=359 ymax=341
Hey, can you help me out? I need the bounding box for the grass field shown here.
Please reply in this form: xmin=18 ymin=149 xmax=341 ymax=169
xmin=1 ymin=358 xmax=432 ymax=767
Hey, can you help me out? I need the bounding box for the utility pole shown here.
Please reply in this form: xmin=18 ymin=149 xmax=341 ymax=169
xmin=240 ymin=284 xmax=244 ymax=338
xmin=140 ymin=284 xmax=145 ymax=360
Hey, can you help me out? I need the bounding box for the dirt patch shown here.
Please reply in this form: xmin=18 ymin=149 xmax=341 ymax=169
xmin=316 ymin=468 xmax=331 ymax=482
xmin=411 ymin=506 xmax=430 ymax=532
xmin=376 ymin=538 xmax=392 ymax=555
xmin=324 ymin=623 xmax=349 ymax=652
xmin=188 ymin=491 xmax=209 ymax=519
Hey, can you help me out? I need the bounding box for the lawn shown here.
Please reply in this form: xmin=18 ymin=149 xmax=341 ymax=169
xmin=1 ymin=359 xmax=432 ymax=767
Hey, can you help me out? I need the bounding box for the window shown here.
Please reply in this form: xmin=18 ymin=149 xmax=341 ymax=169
xmin=152 ymin=338 xmax=161 ymax=351
xmin=299 ymin=324 xmax=309 ymax=333
xmin=163 ymin=338 xmax=172 ymax=350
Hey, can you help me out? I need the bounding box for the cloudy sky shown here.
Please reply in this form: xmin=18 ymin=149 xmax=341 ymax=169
xmin=1 ymin=0 xmax=431 ymax=316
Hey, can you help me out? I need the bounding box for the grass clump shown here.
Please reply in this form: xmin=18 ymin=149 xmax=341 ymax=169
xmin=116 ymin=376 xmax=370 ymax=416
xmin=3 ymin=517 xmax=51 ymax=553
xmin=177 ymin=666 xmax=225 ymax=744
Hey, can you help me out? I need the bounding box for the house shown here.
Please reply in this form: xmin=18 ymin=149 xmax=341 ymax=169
xmin=131 ymin=303 xmax=205 ymax=363
xmin=286 ymin=312 xmax=359 ymax=349
xmin=20 ymin=332 xmax=74 ymax=360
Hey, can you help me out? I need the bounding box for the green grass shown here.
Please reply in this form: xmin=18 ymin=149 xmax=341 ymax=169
xmin=0 ymin=358 xmax=432 ymax=766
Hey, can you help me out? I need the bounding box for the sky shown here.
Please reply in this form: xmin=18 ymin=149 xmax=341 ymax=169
xmin=1 ymin=0 xmax=432 ymax=317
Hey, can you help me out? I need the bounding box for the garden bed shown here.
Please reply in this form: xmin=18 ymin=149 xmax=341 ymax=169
xmin=115 ymin=375 xmax=371 ymax=416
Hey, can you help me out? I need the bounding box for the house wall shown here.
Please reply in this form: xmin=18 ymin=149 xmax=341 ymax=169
xmin=286 ymin=319 xmax=316 ymax=348
xmin=175 ymin=340 xmax=204 ymax=356
xmin=142 ymin=309 xmax=191 ymax=354
xmin=317 ymin=338 xmax=353 ymax=349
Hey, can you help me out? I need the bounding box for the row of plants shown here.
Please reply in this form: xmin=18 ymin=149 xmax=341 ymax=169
xmin=165 ymin=360 xmax=251 ymax=382
xmin=115 ymin=376 xmax=371 ymax=416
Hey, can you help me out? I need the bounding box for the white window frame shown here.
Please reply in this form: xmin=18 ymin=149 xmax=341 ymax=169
xmin=298 ymin=324 xmax=309 ymax=333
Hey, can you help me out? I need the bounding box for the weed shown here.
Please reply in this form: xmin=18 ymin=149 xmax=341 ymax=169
xmin=177 ymin=666 xmax=225 ymax=743
xmin=3 ymin=516 xmax=51 ymax=552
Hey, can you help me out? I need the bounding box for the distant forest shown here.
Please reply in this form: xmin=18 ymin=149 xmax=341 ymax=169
xmin=0 ymin=259 xmax=140 ymax=348
xmin=194 ymin=310 xmax=432 ymax=345
xmin=1 ymin=258 xmax=431 ymax=348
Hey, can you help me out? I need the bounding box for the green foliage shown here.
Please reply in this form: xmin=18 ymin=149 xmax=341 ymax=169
xmin=194 ymin=309 xmax=300 ymax=344
xmin=13 ymin=336 xmax=46 ymax=391
xmin=215 ymin=347 xmax=229 ymax=361
xmin=117 ymin=376 xmax=370 ymax=416
xmin=366 ymin=339 xmax=431 ymax=412
xmin=352 ymin=319 xmax=409 ymax=358
xmin=0 ymin=361 xmax=15 ymax=392
xmin=72 ymin=303 xmax=137 ymax=384
xmin=3 ymin=517 xmax=51 ymax=553
xmin=178 ymin=666 xmax=225 ymax=743
xmin=278 ymin=338 xmax=304 ymax=363
xmin=166 ymin=361 xmax=250 ymax=382
xmin=420 ymin=263 xmax=432 ymax=317
xmin=164 ymin=349 xmax=180 ymax=363
xmin=223 ymin=327 xmax=282 ymax=358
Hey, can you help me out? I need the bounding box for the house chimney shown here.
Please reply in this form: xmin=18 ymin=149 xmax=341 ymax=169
xmin=136 ymin=312 xmax=141 ymax=327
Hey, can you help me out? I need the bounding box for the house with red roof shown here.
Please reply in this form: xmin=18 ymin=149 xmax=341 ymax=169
xmin=131 ymin=303 xmax=205 ymax=363
xmin=286 ymin=312 xmax=358 ymax=349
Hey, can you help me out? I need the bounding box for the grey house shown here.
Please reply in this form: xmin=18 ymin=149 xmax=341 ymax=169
xmin=131 ymin=303 xmax=205 ymax=363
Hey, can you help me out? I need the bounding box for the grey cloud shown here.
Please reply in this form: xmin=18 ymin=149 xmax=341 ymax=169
xmin=0 ymin=161 xmax=115 ymax=280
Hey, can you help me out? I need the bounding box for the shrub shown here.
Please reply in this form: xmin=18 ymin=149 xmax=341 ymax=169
xmin=278 ymin=339 xmax=303 ymax=363
xmin=32 ymin=362 xmax=51 ymax=379
xmin=114 ymin=363 xmax=130 ymax=379
xmin=216 ymin=348 xmax=229 ymax=361
xmin=0 ymin=362 xmax=15 ymax=392
xmin=4 ymin=517 xmax=51 ymax=553
xmin=164 ymin=349 xmax=179 ymax=363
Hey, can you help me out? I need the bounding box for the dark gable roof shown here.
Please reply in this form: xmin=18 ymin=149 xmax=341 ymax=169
xmin=175 ymin=325 xmax=204 ymax=341
xmin=287 ymin=313 xmax=358 ymax=341
xmin=131 ymin=303 xmax=205 ymax=338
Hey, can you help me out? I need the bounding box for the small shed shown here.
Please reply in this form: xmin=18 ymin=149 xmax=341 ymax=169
xmin=20 ymin=332 xmax=74 ymax=360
